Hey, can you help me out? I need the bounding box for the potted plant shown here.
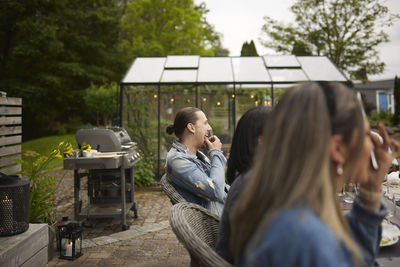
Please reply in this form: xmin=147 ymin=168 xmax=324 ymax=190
xmin=16 ymin=142 xmax=73 ymax=261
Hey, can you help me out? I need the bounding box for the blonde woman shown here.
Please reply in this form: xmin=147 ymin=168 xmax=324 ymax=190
xmin=230 ymin=82 xmax=400 ymax=267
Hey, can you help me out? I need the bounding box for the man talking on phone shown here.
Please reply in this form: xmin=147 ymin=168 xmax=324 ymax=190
xmin=165 ymin=107 xmax=229 ymax=216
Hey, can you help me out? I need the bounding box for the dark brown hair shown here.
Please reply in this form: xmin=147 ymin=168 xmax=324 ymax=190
xmin=166 ymin=107 xmax=202 ymax=139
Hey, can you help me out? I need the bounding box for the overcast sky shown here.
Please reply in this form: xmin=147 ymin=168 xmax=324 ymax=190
xmin=195 ymin=0 xmax=400 ymax=81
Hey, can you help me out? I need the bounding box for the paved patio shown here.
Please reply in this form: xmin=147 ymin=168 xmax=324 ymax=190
xmin=48 ymin=170 xmax=190 ymax=266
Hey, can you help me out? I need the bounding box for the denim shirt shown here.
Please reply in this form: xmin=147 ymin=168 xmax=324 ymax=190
xmin=238 ymin=198 xmax=388 ymax=267
xmin=165 ymin=140 xmax=228 ymax=216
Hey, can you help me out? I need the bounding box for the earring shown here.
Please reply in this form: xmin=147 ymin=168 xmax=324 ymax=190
xmin=337 ymin=164 xmax=343 ymax=176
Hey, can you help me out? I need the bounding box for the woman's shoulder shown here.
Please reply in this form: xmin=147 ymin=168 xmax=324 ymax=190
xmin=268 ymin=207 xmax=333 ymax=241
xmin=244 ymin=207 xmax=343 ymax=267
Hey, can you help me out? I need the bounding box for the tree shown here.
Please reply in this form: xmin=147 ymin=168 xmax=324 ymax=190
xmin=0 ymin=0 xmax=125 ymax=138
xmin=84 ymin=83 xmax=118 ymax=127
xmin=394 ymin=76 xmax=400 ymax=125
xmin=118 ymin=0 xmax=226 ymax=63
xmin=240 ymin=40 xmax=259 ymax=56
xmin=260 ymin=0 xmax=399 ymax=81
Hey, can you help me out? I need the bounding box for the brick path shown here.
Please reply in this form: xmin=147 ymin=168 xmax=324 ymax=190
xmin=48 ymin=170 xmax=190 ymax=266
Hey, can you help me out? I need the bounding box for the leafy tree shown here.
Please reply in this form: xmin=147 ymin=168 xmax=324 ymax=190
xmin=118 ymin=0 xmax=226 ymax=63
xmin=394 ymin=76 xmax=400 ymax=125
xmin=84 ymin=83 xmax=118 ymax=126
xmin=240 ymin=40 xmax=259 ymax=56
xmin=0 ymin=0 xmax=124 ymax=139
xmin=260 ymin=0 xmax=399 ymax=81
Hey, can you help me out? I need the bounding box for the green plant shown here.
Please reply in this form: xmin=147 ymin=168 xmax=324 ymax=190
xmin=134 ymin=157 xmax=157 ymax=187
xmin=370 ymin=110 xmax=394 ymax=127
xmin=16 ymin=142 xmax=73 ymax=224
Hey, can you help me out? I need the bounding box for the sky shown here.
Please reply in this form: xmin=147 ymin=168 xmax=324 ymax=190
xmin=194 ymin=0 xmax=400 ymax=81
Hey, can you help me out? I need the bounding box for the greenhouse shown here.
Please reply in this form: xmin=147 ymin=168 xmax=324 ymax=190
xmin=119 ymin=55 xmax=349 ymax=178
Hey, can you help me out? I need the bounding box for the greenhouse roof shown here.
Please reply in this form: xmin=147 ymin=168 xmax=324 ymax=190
xmin=121 ymin=55 xmax=348 ymax=85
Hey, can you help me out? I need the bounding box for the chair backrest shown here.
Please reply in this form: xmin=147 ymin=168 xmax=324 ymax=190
xmin=160 ymin=174 xmax=186 ymax=205
xmin=169 ymin=202 xmax=233 ymax=267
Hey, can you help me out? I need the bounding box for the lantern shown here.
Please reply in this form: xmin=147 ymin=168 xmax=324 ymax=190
xmin=0 ymin=173 xmax=29 ymax=236
xmin=58 ymin=221 xmax=83 ymax=260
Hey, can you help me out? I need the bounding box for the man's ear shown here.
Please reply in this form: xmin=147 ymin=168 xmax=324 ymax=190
xmin=329 ymin=134 xmax=349 ymax=164
xmin=187 ymin=123 xmax=195 ymax=134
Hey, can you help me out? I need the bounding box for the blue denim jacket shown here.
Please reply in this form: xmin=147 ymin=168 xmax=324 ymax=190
xmin=165 ymin=140 xmax=228 ymax=216
xmin=239 ymin=198 xmax=388 ymax=267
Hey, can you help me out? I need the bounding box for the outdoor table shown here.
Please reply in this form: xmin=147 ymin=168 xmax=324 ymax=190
xmin=376 ymin=182 xmax=400 ymax=266
xmin=341 ymin=184 xmax=400 ymax=266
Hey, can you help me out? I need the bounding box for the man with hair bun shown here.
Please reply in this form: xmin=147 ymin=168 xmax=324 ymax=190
xmin=165 ymin=107 xmax=228 ymax=216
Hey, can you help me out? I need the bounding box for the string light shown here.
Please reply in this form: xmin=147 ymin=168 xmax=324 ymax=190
xmin=153 ymin=94 xmax=158 ymax=98
xmin=170 ymin=98 xmax=174 ymax=102
xmin=202 ymin=97 xmax=207 ymax=102
xmin=217 ymin=101 xmax=221 ymax=106
xmin=231 ymin=94 xmax=235 ymax=98
xmin=250 ymin=95 xmax=254 ymax=99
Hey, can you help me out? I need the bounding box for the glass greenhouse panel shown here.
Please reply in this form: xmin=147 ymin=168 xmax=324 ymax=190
xmin=268 ymin=69 xmax=309 ymax=83
xmin=122 ymin=86 xmax=159 ymax=173
xmin=160 ymin=85 xmax=197 ymax=169
xmin=198 ymin=58 xmax=234 ymax=83
xmin=297 ymin=57 xmax=347 ymax=81
xmin=160 ymin=70 xmax=197 ymax=83
xmin=231 ymin=57 xmax=271 ymax=83
xmin=198 ymin=85 xmax=234 ymax=150
xmin=263 ymin=55 xmax=301 ymax=68
xmin=164 ymin=55 xmax=200 ymax=69
xmin=122 ymin=58 xmax=165 ymax=83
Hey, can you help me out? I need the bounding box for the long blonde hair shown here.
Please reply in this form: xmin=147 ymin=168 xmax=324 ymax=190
xmin=230 ymin=82 xmax=364 ymax=265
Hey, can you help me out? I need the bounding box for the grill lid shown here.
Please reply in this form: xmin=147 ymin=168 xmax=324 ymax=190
xmin=76 ymin=127 xmax=133 ymax=152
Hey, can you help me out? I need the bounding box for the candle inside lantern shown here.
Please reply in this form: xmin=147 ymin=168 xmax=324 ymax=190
xmin=65 ymin=242 xmax=73 ymax=257
xmin=76 ymin=238 xmax=81 ymax=250
xmin=2 ymin=196 xmax=14 ymax=226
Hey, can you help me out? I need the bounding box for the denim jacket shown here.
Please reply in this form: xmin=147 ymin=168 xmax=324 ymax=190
xmin=239 ymin=198 xmax=388 ymax=267
xmin=165 ymin=140 xmax=228 ymax=216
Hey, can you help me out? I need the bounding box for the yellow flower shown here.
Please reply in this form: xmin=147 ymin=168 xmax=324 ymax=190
xmin=52 ymin=150 xmax=62 ymax=158
xmin=64 ymin=148 xmax=74 ymax=156
xmin=81 ymin=142 xmax=92 ymax=152
xmin=59 ymin=141 xmax=65 ymax=146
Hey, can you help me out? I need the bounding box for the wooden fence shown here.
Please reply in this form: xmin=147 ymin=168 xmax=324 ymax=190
xmin=0 ymin=95 xmax=22 ymax=175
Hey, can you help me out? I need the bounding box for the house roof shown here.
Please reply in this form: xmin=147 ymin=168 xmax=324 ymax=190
xmin=354 ymin=79 xmax=394 ymax=90
xmin=120 ymin=55 xmax=348 ymax=85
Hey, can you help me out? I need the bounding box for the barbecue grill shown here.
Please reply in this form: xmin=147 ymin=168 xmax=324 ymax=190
xmin=64 ymin=127 xmax=140 ymax=230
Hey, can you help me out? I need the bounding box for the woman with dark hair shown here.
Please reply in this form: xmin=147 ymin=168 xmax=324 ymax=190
xmin=215 ymin=105 xmax=271 ymax=263
xmin=226 ymin=106 xmax=271 ymax=185
xmin=231 ymin=82 xmax=400 ymax=267
xmin=165 ymin=107 xmax=228 ymax=216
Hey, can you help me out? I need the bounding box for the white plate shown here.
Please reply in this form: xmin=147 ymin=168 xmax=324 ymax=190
xmin=380 ymin=221 xmax=400 ymax=247
xmin=380 ymin=235 xmax=399 ymax=247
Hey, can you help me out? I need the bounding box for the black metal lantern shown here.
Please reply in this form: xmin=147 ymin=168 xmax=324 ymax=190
xmin=57 ymin=221 xmax=83 ymax=260
xmin=0 ymin=173 xmax=30 ymax=236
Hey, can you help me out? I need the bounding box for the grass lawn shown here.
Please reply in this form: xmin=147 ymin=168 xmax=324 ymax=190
xmin=22 ymin=134 xmax=78 ymax=169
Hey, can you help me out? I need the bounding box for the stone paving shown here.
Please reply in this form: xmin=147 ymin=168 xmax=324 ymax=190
xmin=48 ymin=170 xmax=190 ymax=266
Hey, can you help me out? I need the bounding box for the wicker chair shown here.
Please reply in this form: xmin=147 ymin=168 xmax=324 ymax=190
xmin=169 ymin=202 xmax=233 ymax=267
xmin=160 ymin=174 xmax=186 ymax=205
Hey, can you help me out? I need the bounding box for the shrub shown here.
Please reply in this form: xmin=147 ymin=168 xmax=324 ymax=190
xmin=16 ymin=142 xmax=73 ymax=224
xmin=134 ymin=156 xmax=157 ymax=187
xmin=370 ymin=110 xmax=394 ymax=127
